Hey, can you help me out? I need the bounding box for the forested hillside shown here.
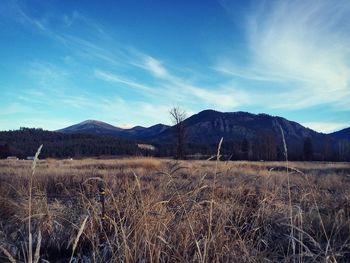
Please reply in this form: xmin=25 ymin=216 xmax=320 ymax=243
xmin=0 ymin=128 xmax=137 ymax=158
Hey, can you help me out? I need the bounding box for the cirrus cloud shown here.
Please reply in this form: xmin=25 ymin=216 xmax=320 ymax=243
xmin=218 ymin=0 xmax=350 ymax=110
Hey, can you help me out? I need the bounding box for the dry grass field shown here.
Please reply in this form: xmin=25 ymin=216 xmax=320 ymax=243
xmin=1 ymin=155 xmax=350 ymax=262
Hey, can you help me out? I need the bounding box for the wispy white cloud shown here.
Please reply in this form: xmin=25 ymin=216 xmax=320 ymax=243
xmin=0 ymin=103 xmax=32 ymax=115
xmin=179 ymin=83 xmax=249 ymax=110
xmin=0 ymin=118 xmax=77 ymax=131
xmin=83 ymin=96 xmax=172 ymax=127
xmin=28 ymin=62 xmax=69 ymax=82
xmin=1 ymin=1 xmax=124 ymax=68
xmin=15 ymin=6 xmax=47 ymax=31
xmin=218 ymin=0 xmax=350 ymax=110
xmin=61 ymin=10 xmax=103 ymax=33
xmin=145 ymin=56 xmax=169 ymax=78
xmin=126 ymin=53 xmax=251 ymax=110
xmin=94 ymin=69 xmax=153 ymax=92
xmin=60 ymin=95 xmax=96 ymax=109
xmin=95 ymin=62 xmax=249 ymax=111
xmin=4 ymin=1 xmax=249 ymax=116
xmin=135 ymin=55 xmax=170 ymax=79
xmin=6 ymin=0 xmax=348 ymax=132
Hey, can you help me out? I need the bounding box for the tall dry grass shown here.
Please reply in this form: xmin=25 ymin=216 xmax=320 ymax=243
xmin=0 ymin=155 xmax=350 ymax=262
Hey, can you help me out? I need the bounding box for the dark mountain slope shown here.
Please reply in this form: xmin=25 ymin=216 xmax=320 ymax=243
xmin=151 ymin=110 xmax=321 ymax=143
xmin=331 ymin=127 xmax=350 ymax=140
xmin=116 ymin=124 xmax=170 ymax=140
xmin=148 ymin=110 xmax=330 ymax=159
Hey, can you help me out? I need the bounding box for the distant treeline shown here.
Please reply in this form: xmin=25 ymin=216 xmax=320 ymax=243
xmin=0 ymin=128 xmax=138 ymax=159
xmin=155 ymin=137 xmax=350 ymax=162
xmin=0 ymin=128 xmax=349 ymax=161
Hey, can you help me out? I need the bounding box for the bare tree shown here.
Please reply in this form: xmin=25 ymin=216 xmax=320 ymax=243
xmin=169 ymin=107 xmax=187 ymax=159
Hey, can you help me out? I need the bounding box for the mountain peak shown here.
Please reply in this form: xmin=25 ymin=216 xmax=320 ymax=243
xmin=79 ymin=120 xmax=110 ymax=125
xmin=57 ymin=119 xmax=122 ymax=134
xmin=197 ymin=109 xmax=220 ymax=114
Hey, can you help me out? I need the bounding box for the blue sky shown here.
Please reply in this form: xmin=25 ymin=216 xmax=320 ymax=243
xmin=1 ymin=0 xmax=350 ymax=132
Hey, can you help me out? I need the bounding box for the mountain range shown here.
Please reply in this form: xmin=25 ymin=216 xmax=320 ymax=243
xmin=58 ymin=110 xmax=349 ymax=141
xmin=58 ymin=120 xmax=169 ymax=140
xmin=58 ymin=110 xmax=350 ymax=160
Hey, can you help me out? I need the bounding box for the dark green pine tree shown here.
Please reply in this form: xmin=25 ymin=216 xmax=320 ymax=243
xmin=241 ymin=138 xmax=249 ymax=160
xmin=303 ymin=137 xmax=313 ymax=161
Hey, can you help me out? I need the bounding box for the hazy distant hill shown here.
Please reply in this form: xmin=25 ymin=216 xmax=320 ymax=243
xmin=58 ymin=121 xmax=169 ymax=140
xmin=116 ymin=124 xmax=170 ymax=140
xmin=57 ymin=120 xmax=123 ymax=135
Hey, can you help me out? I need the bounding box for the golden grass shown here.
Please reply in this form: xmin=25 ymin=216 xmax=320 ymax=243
xmin=0 ymin=157 xmax=350 ymax=262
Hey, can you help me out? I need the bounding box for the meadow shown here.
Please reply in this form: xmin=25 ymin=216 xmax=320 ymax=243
xmin=0 ymin=155 xmax=350 ymax=262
